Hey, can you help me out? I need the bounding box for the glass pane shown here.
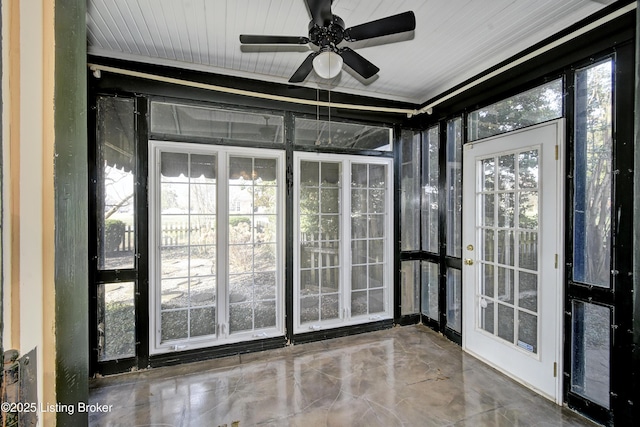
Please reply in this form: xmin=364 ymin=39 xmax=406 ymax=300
xmin=482 ymin=194 xmax=495 ymax=227
xmin=446 ymin=269 xmax=462 ymax=332
xmin=446 ymin=118 xmax=463 ymax=257
xmin=498 ymin=155 xmax=515 ymax=190
xmin=497 ymin=230 xmax=514 ymax=266
xmin=519 ymin=191 xmax=538 ymax=229
xmin=518 ymin=150 xmax=539 ymax=189
xmin=518 ymin=231 xmax=538 ymax=270
xmin=351 ymin=291 xmax=367 ymax=317
xmin=481 ymin=264 xmax=495 ymax=298
xmin=518 ymin=271 xmax=538 ymax=312
xmin=468 ymin=79 xmax=563 ymax=141
xmin=571 ymin=301 xmax=611 ymax=408
xmin=482 ymin=229 xmax=495 ymax=262
xmin=480 ymin=299 xmax=495 ymax=334
xmin=482 ymin=158 xmax=495 ymax=191
xmin=97 ymin=96 xmax=136 ymax=270
xmin=422 ymin=126 xmax=439 ymax=253
xmin=151 ymin=102 xmax=284 ymax=144
xmin=573 ymin=60 xmax=612 ymax=288
xmin=228 ymin=155 xmax=280 ymax=334
xmin=97 ymin=282 xmax=136 ymax=361
xmin=517 ymin=311 xmax=538 ymax=354
xmin=299 ymin=161 xmax=342 ymax=326
xmin=421 ymin=261 xmax=439 ymax=320
xmin=321 ymin=294 xmax=340 ymax=320
xmin=229 ymin=302 xmax=253 ymax=333
xmin=497 ymin=304 xmax=514 ymax=343
xmin=300 ymin=296 xmax=319 ymax=324
xmin=401 ymin=261 xmax=419 ymax=315
xmin=498 ymin=192 xmax=515 ymax=227
xmin=190 ymin=307 xmax=216 ymax=338
xmin=295 ymin=117 xmax=392 ymax=151
xmin=497 ymin=267 xmax=514 ymax=304
xmin=400 ymin=131 xmax=420 ymax=251
xmin=161 ymin=310 xmax=188 ymax=342
xmin=369 ymin=289 xmax=384 ymax=314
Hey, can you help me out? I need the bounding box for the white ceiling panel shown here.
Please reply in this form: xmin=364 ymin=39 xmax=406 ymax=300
xmin=87 ymin=0 xmax=616 ymax=104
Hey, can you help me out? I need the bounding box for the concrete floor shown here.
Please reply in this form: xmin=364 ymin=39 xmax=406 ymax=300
xmin=89 ymin=325 xmax=597 ymax=426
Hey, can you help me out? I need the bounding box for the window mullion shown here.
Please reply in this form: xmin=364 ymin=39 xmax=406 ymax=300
xmin=217 ymin=151 xmax=229 ymax=338
xmin=342 ymin=159 xmax=351 ymax=321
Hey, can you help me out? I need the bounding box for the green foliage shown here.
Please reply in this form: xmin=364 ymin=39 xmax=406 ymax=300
xmin=104 ymin=219 xmax=125 ymax=252
xmin=229 ymin=216 xmax=251 ymax=227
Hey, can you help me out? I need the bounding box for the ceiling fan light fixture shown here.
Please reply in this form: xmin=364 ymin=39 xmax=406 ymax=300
xmin=312 ymin=50 xmax=343 ymax=79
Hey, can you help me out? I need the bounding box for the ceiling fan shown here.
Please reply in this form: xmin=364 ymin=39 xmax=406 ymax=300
xmin=239 ymin=0 xmax=416 ymax=83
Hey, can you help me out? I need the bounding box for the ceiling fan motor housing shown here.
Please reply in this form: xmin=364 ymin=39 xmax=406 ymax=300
xmin=308 ymin=15 xmax=345 ymax=51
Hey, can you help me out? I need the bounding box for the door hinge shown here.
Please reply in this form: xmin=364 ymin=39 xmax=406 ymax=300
xmin=555 ymin=254 xmax=558 ymax=269
xmin=553 ymin=362 xmax=557 ymax=378
xmin=555 ymin=145 xmax=559 ymax=160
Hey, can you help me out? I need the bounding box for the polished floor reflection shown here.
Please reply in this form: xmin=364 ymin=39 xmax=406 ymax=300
xmin=89 ymin=325 xmax=596 ymax=426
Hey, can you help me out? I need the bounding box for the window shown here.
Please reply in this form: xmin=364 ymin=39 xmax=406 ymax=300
xmin=97 ymin=96 xmax=136 ymax=270
xmin=446 ymin=118 xmax=462 ymax=257
xmin=421 ymin=261 xmax=439 ymax=321
xmin=468 ymin=79 xmax=563 ymax=141
xmin=400 ymin=130 xmax=420 ymax=251
xmin=149 ymin=142 xmax=285 ymax=353
xmin=294 ymin=153 xmax=393 ymax=332
xmin=422 ymin=126 xmax=439 ymax=253
xmin=151 ymin=102 xmax=284 ymax=145
xmin=571 ymin=301 xmax=611 ymax=408
xmin=573 ymin=60 xmax=612 ymax=288
xmin=294 ymin=117 xmax=392 ymax=151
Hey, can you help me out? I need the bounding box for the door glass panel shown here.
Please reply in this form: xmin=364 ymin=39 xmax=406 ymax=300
xmin=498 ymin=192 xmax=515 ymax=227
xmin=518 ymin=271 xmax=538 ymax=312
xmin=481 ymin=264 xmax=495 ymax=298
xmin=353 ymin=163 xmax=389 ymax=317
xmin=573 ymin=60 xmax=612 ymax=288
xmin=422 ymin=126 xmax=439 ymax=253
xmin=518 ymin=231 xmax=538 ymax=271
xmin=480 ymin=299 xmax=495 ymax=334
xmin=571 ymin=301 xmax=611 ymax=408
xmin=498 ymin=154 xmax=515 ymax=190
xmin=482 ymin=194 xmax=495 ymax=227
xmin=497 ymin=304 xmax=514 ymax=343
xmin=497 ymin=230 xmax=514 ymax=266
xmin=299 ymin=161 xmax=341 ymax=326
xmin=476 ymin=148 xmax=540 ymax=354
xmin=421 ymin=261 xmax=439 ymax=320
xmin=228 ymin=156 xmax=278 ymax=334
xmin=160 ymin=152 xmax=217 ymax=343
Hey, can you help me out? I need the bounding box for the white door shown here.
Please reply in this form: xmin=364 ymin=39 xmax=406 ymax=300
xmin=462 ymin=120 xmax=564 ymax=402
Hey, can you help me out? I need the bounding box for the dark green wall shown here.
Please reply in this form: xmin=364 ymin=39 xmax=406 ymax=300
xmin=55 ymin=0 xmax=88 ymax=425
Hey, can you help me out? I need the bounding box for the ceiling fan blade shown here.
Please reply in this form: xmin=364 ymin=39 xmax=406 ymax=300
xmin=289 ymin=52 xmax=319 ymax=83
xmin=305 ymin=0 xmax=333 ymax=26
xmin=345 ymin=11 xmax=416 ymax=41
xmin=339 ymin=47 xmax=379 ymax=79
xmin=240 ymin=35 xmax=309 ymax=44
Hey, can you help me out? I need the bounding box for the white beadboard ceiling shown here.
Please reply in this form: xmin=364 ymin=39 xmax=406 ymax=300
xmin=87 ymin=0 xmax=616 ymax=105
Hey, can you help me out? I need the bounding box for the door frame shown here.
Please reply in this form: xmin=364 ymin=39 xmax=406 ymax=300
xmin=461 ymin=119 xmax=565 ymax=403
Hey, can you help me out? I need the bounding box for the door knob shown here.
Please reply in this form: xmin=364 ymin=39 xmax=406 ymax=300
xmin=464 ymin=258 xmax=474 ymax=266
